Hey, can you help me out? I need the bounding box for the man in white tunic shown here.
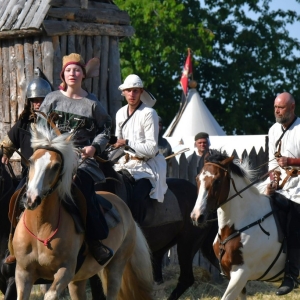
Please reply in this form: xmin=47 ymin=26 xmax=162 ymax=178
xmin=113 ymin=74 xmax=168 ymax=224
xmin=265 ymin=92 xmax=300 ymax=296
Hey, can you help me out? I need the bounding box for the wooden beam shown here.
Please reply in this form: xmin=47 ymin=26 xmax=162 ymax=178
xmin=49 ymin=0 xmax=121 ymax=11
xmin=99 ymin=35 xmax=109 ymax=112
xmin=43 ymin=20 xmax=134 ymax=37
xmin=29 ymin=0 xmax=51 ymax=29
xmin=47 ymin=7 xmax=130 ymax=25
xmin=12 ymin=0 xmax=34 ymax=30
xmin=52 ymin=35 xmax=62 ymax=89
xmin=49 ymin=0 xmax=81 ymax=8
xmin=24 ymin=37 xmax=34 ymax=87
xmin=2 ymin=41 xmax=10 ymax=123
xmin=33 ymin=37 xmax=43 ymax=71
xmin=14 ymin=39 xmax=27 ymax=117
xmin=2 ymin=0 xmax=26 ymax=31
xmin=41 ymin=36 xmax=54 ymax=85
xmin=84 ymin=36 xmax=93 ymax=92
xmin=108 ymin=36 xmax=122 ymax=128
xmin=0 ymin=0 xmax=18 ymax=29
xmin=0 ymin=44 xmax=3 ymax=129
xmin=92 ymin=35 xmax=101 ymax=97
xmin=9 ymin=41 xmax=18 ymax=123
xmin=0 ymin=29 xmax=43 ymax=40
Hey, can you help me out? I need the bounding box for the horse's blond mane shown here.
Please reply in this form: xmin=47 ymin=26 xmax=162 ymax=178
xmin=31 ymin=123 xmax=78 ymax=200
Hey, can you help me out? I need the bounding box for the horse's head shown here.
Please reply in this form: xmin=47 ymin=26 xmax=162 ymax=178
xmin=191 ymin=154 xmax=234 ymax=227
xmin=23 ymin=124 xmax=78 ymax=210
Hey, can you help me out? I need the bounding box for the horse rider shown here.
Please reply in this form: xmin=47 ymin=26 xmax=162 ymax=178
xmin=112 ymin=74 xmax=168 ymax=224
xmin=187 ymin=132 xmax=216 ymax=186
xmin=1 ymin=68 xmax=52 ymax=264
xmin=39 ymin=54 xmax=114 ymax=266
xmin=264 ymin=92 xmax=300 ymax=296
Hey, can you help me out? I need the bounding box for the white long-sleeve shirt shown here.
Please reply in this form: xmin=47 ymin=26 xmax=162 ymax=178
xmin=113 ymin=103 xmax=168 ymax=202
xmin=268 ymin=117 xmax=300 ymax=203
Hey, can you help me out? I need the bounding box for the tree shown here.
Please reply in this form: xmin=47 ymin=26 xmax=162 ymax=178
xmin=115 ymin=0 xmax=300 ymax=134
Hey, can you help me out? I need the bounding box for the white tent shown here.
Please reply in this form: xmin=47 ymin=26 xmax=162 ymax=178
xmin=163 ymin=88 xmax=226 ymax=140
xmin=162 ymin=88 xmax=267 ymax=160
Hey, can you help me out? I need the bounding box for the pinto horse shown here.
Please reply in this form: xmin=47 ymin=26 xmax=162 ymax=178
xmin=96 ymin=155 xmax=219 ymax=300
xmin=11 ymin=124 xmax=153 ymax=300
xmin=190 ymin=154 xmax=288 ymax=300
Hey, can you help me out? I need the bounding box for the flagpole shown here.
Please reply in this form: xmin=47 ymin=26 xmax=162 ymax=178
xmin=165 ymin=48 xmax=193 ymax=137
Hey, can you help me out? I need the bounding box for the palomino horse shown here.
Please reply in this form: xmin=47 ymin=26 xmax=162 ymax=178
xmin=12 ymin=124 xmax=153 ymax=300
xmin=96 ymin=155 xmax=219 ymax=300
xmin=190 ymin=154 xmax=287 ymax=300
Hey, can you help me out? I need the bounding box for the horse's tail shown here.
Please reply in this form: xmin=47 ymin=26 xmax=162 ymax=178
xmin=120 ymin=223 xmax=153 ymax=300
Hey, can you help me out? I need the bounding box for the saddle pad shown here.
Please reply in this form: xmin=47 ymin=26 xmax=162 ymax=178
xmin=142 ymin=188 xmax=182 ymax=228
xmin=95 ymin=193 xmax=121 ymax=229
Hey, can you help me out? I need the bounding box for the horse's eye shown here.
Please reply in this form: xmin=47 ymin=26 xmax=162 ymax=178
xmin=52 ymin=163 xmax=61 ymax=172
xmin=214 ymin=179 xmax=221 ymax=186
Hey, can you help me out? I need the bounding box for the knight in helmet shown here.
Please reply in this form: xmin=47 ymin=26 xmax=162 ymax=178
xmin=1 ymin=68 xmax=52 ymax=180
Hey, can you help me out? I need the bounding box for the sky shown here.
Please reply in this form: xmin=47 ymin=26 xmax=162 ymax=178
xmin=268 ymin=0 xmax=300 ymax=41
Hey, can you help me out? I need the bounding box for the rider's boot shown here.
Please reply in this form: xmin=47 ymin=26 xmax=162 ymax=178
xmin=276 ymin=248 xmax=300 ymax=296
xmin=88 ymin=240 xmax=113 ymax=265
xmin=4 ymin=254 xmax=16 ymax=265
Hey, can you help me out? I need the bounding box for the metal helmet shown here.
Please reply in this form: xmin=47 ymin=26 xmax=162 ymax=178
xmin=26 ymin=68 xmax=52 ymax=99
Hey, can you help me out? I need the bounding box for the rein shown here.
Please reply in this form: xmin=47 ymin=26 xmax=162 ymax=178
xmin=22 ymin=146 xmax=64 ymax=247
xmin=23 ymin=205 xmax=61 ymax=247
xmin=202 ymin=164 xmax=278 ymax=223
xmin=211 ymin=163 xmax=278 ymax=208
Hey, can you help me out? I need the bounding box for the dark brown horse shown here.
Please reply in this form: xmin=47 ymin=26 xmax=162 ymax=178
xmin=96 ymin=155 xmax=219 ymax=300
xmin=0 ymin=153 xmax=19 ymax=300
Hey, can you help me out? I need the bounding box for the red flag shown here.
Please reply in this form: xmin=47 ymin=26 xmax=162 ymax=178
xmin=180 ymin=49 xmax=193 ymax=95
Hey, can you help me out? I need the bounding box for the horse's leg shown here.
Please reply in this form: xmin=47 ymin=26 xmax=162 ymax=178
xmin=4 ymin=277 xmax=17 ymax=300
xmin=15 ymin=265 xmax=33 ymax=300
xmin=221 ymin=269 xmax=248 ymax=300
xmin=101 ymin=260 xmax=127 ymax=300
xmin=152 ymin=249 xmax=167 ymax=284
xmin=68 ymin=280 xmax=87 ymax=300
xmin=167 ymin=241 xmax=195 ymax=300
xmin=89 ymin=275 xmax=106 ymax=300
xmin=44 ymin=267 xmax=74 ymax=300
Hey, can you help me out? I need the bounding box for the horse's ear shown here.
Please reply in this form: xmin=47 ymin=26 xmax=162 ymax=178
xmin=220 ymin=156 xmax=234 ymax=167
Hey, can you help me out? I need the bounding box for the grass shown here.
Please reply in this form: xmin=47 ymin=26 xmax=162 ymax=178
xmin=1 ymin=265 xmax=300 ymax=299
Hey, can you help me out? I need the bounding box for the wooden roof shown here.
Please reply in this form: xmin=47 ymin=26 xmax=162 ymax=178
xmin=0 ymin=0 xmax=134 ymax=39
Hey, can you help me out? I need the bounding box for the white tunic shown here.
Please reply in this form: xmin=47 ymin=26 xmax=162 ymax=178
xmin=113 ymin=103 xmax=168 ymax=202
xmin=267 ymin=117 xmax=300 ymax=203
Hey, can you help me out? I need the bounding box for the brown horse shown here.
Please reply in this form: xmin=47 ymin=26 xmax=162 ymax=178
xmin=11 ymin=124 xmax=153 ymax=300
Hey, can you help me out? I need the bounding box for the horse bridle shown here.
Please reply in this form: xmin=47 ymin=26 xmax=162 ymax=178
xmin=204 ymin=162 xmax=243 ymax=210
xmin=26 ymin=146 xmax=65 ymax=201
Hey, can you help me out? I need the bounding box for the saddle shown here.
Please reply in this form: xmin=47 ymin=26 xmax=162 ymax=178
xmin=8 ymin=184 xmax=120 ymax=233
xmin=118 ymin=170 xmax=182 ymax=228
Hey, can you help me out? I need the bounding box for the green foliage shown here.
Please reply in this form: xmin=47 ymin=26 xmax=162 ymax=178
xmin=115 ymin=0 xmax=300 ymax=134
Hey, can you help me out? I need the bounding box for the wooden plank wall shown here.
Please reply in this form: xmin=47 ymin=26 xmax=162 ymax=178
xmin=0 ymin=34 xmax=123 ymax=141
